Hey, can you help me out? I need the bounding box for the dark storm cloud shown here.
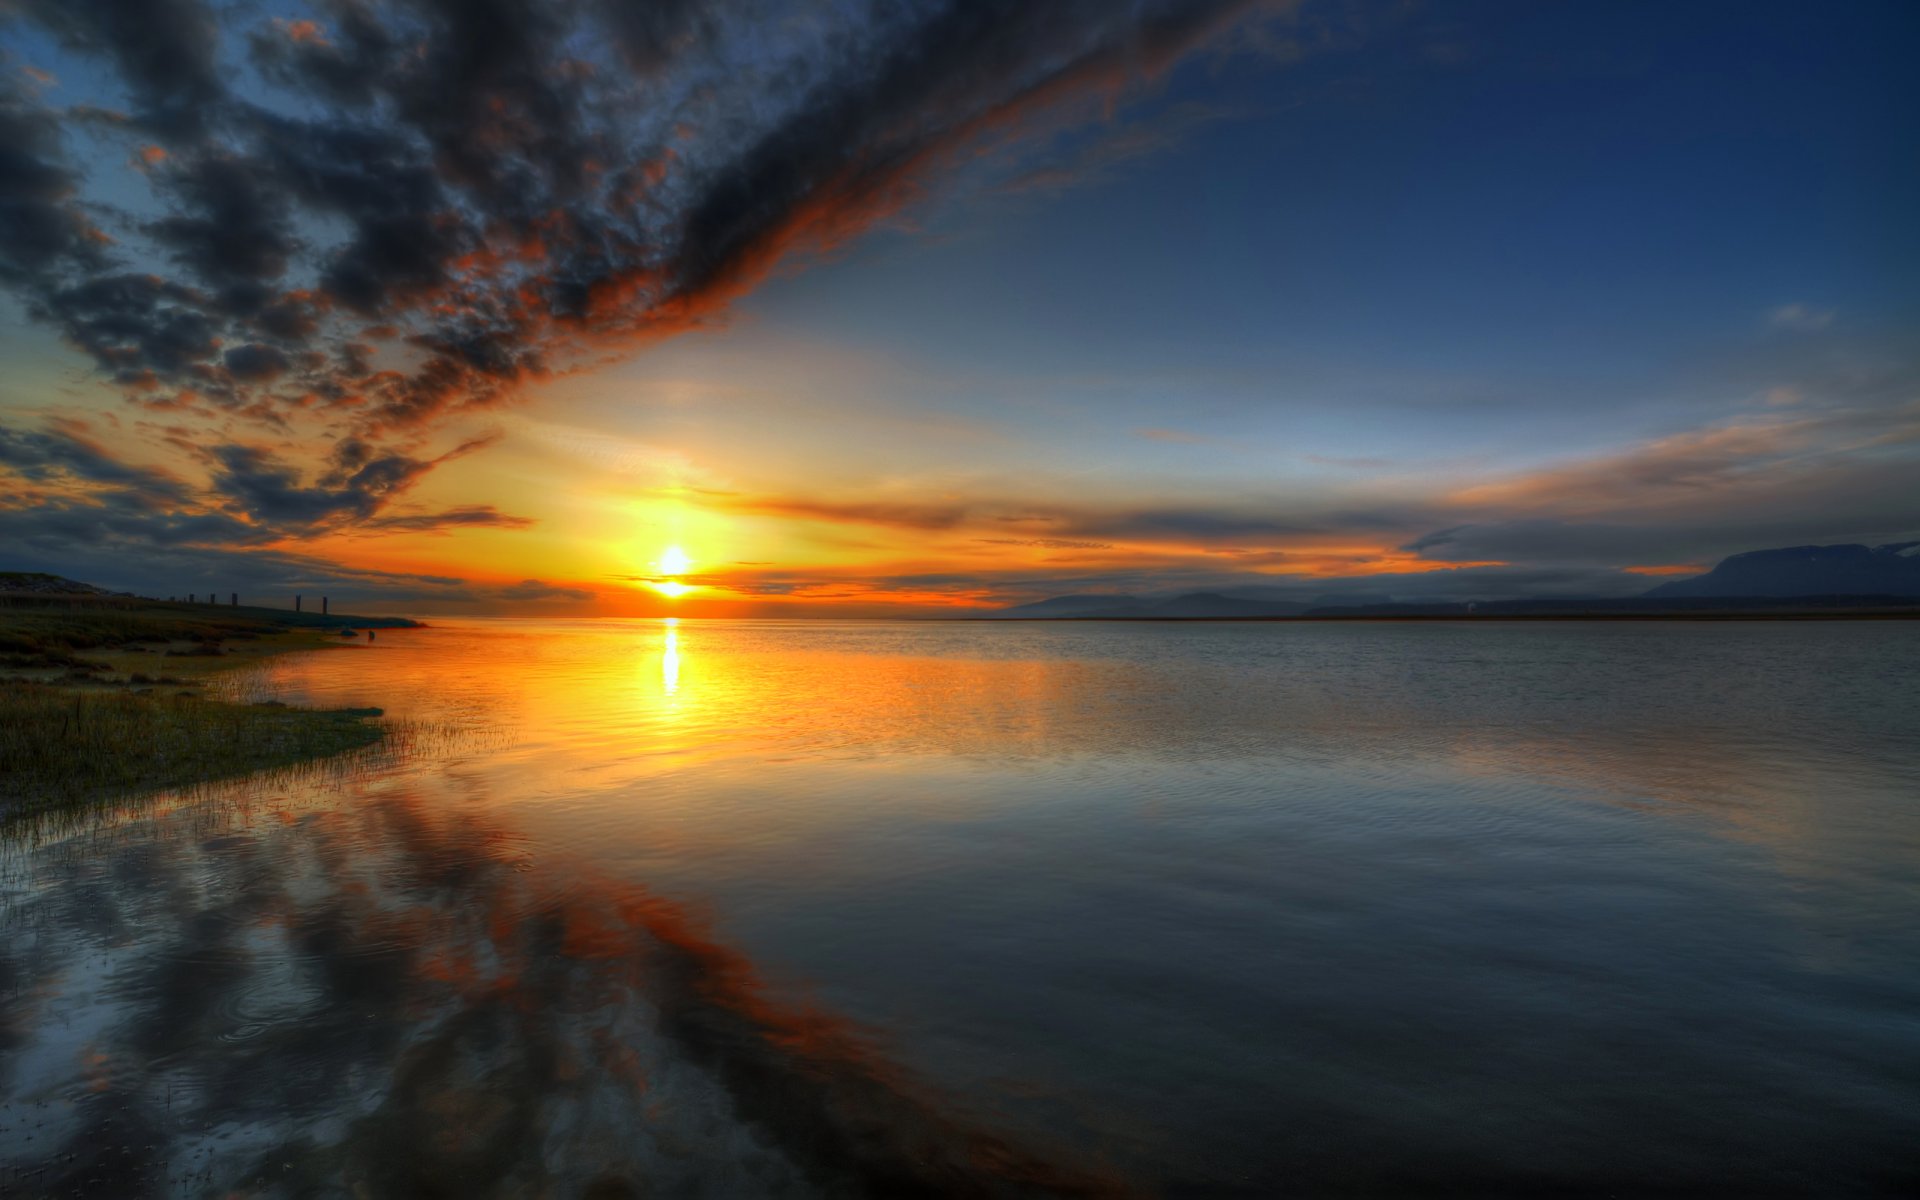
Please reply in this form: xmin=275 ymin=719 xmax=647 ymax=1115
xmin=0 ymin=420 xmax=188 ymax=502
xmin=0 ymin=79 xmax=108 ymax=282
xmin=205 ymin=429 xmax=504 ymax=533
xmin=15 ymin=0 xmax=224 ymax=136
xmin=146 ymin=153 xmax=300 ymax=304
xmin=494 ymin=577 xmax=592 ymax=602
xmin=0 ymin=419 xmax=533 ymax=585
xmin=0 ymin=0 xmax=1277 ymax=434
xmin=32 ymin=273 xmax=222 ymax=386
xmin=0 ymin=488 xmax=568 ymax=608
xmin=1399 ymin=525 xmax=1469 ymax=554
xmin=223 ymin=343 xmax=291 ymax=382
xmin=0 ymin=490 xmax=276 ymax=550
xmin=363 ymin=505 xmax=534 ymax=533
xmin=209 ymin=443 xmax=404 ymax=526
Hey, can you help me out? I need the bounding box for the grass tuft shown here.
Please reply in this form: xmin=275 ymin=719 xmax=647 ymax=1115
xmin=0 ymin=592 xmax=409 ymax=818
xmin=0 ymin=684 xmax=386 ymax=818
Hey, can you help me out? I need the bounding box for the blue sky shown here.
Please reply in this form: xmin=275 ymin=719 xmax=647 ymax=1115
xmin=1 ymin=0 xmax=1915 ymax=611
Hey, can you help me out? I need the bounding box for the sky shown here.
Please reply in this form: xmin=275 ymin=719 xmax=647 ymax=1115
xmin=0 ymin=0 xmax=1915 ymax=616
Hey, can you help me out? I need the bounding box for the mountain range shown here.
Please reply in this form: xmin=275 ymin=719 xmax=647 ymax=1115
xmin=992 ymin=542 xmax=1920 ymax=619
xmin=1643 ymin=542 xmax=1920 ymax=598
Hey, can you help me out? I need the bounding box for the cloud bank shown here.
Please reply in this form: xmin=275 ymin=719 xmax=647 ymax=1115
xmin=1 ymin=0 xmax=1278 ymax=432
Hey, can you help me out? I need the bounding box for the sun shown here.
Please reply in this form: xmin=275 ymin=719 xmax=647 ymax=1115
xmin=646 ymin=545 xmax=697 ymax=599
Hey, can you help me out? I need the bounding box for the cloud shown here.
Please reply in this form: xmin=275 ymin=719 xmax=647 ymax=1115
xmin=1398 ymin=525 xmax=1470 ymax=554
xmin=0 ymin=81 xmax=112 ymax=284
xmin=0 ymin=489 xmax=581 ymax=610
xmin=717 ymin=494 xmax=973 ymax=531
xmin=0 ymin=418 xmax=537 ymax=597
xmin=1768 ymin=303 xmax=1835 ymax=332
xmin=0 ymin=420 xmax=189 ymax=503
xmin=668 ymin=388 xmax=1920 ymax=608
xmin=0 ymin=0 xmax=1283 ymax=439
xmin=208 ymin=442 xmax=434 ymax=529
xmin=999 ymin=100 xmax=1236 ymax=196
xmin=17 ymin=0 xmax=224 ymax=137
xmin=979 ymin=537 xmax=1116 ymax=550
xmin=1057 ymin=505 xmax=1388 ymax=543
xmin=190 ymin=427 xmax=511 ymax=534
xmin=362 ymin=506 xmax=536 ymax=534
xmin=1442 ymin=419 xmax=1813 ymax=515
xmin=1392 ymin=404 xmax=1920 ymax=569
xmin=493 ymin=578 xmax=593 ymax=602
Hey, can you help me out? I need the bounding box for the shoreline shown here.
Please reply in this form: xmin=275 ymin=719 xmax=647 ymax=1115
xmin=0 ymin=593 xmax=412 ymax=820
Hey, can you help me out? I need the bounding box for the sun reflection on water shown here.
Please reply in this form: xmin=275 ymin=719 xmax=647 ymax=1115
xmin=661 ymin=617 xmax=681 ymax=698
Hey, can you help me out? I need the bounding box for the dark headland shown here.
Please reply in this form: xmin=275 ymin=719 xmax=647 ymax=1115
xmin=0 ymin=574 xmax=420 ymax=820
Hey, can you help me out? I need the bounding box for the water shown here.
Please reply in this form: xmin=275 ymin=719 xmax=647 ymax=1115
xmin=3 ymin=619 xmax=1918 ymax=1196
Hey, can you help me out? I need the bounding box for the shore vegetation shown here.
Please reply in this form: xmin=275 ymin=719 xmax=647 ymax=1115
xmin=0 ymin=585 xmax=409 ymax=817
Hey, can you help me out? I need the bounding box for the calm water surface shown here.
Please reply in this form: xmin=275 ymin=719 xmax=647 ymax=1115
xmin=3 ymin=619 xmax=1918 ymax=1196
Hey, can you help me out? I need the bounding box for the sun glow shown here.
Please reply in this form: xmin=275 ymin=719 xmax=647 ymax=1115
xmin=646 ymin=544 xmax=698 ymax=599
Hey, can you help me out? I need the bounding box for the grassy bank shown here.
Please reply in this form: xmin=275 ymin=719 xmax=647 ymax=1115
xmin=0 ymin=686 xmax=386 ymax=818
xmin=0 ymin=590 xmax=407 ymax=818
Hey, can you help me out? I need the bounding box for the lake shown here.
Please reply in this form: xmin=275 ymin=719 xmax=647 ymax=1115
xmin=3 ymin=618 xmax=1918 ymax=1197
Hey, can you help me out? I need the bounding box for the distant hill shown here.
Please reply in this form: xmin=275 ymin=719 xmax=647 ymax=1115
xmin=1303 ymin=595 xmax=1920 ymax=618
xmin=994 ymin=594 xmax=1144 ymax=618
xmin=1645 ymin=543 xmax=1920 ymax=598
xmin=0 ymin=572 xmax=129 ymax=597
xmin=990 ymin=591 xmax=1311 ymax=619
xmin=1 ymin=572 xmax=421 ymax=627
xmin=991 ymin=541 xmax=1920 ymax=620
xmin=1143 ymin=592 xmax=1312 ymax=619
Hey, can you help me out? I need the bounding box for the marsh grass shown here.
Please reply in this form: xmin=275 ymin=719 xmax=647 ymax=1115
xmin=0 ymin=684 xmax=389 ymax=819
xmin=0 ymin=595 xmax=418 ymax=821
xmin=0 ymin=600 xmax=274 ymax=657
xmin=0 ymin=719 xmax=491 ymax=850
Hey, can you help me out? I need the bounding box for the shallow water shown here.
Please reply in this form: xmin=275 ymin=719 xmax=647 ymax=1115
xmin=3 ymin=618 xmax=1918 ymax=1196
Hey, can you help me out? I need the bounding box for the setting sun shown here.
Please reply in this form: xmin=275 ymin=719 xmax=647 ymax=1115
xmin=646 ymin=545 xmax=697 ymax=599
xmin=1 ymin=2 xmax=1913 ymax=1194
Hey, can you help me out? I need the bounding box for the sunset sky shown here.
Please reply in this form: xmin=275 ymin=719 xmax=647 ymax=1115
xmin=1 ymin=0 xmax=1914 ymax=615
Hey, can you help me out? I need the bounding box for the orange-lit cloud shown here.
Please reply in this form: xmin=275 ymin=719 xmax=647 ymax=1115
xmin=1623 ymin=564 xmax=1706 ymax=577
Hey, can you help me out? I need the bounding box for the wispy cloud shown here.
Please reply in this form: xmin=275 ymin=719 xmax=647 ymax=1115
xmin=0 ymin=417 xmax=537 ymax=571
xmin=1134 ymin=427 xmax=1211 ymax=444
xmin=999 ymin=100 xmax=1238 ymax=196
xmin=715 ymin=494 xmax=973 ymax=531
xmin=1768 ymin=303 xmax=1835 ymax=332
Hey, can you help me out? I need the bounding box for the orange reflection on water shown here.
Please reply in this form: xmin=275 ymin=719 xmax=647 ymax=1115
xmin=217 ymin=619 xmax=1893 ymax=887
xmin=661 ymin=617 xmax=681 ymax=698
